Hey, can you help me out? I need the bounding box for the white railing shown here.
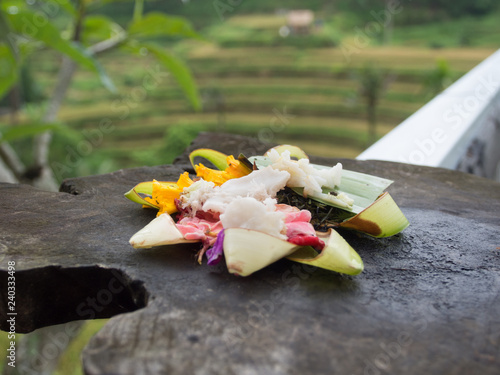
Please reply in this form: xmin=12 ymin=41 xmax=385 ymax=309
xmin=357 ymin=49 xmax=500 ymax=182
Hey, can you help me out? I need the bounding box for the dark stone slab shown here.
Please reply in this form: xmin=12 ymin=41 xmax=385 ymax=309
xmin=1 ymin=133 xmax=499 ymax=375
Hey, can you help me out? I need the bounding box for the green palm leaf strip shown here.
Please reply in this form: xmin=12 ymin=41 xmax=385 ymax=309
xmin=248 ymin=153 xmax=408 ymax=238
xmin=188 ymin=148 xmax=229 ymax=170
xmin=124 ymin=181 xmax=177 ymax=209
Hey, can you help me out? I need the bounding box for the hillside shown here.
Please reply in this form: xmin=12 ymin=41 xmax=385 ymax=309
xmin=5 ymin=8 xmax=500 ymax=181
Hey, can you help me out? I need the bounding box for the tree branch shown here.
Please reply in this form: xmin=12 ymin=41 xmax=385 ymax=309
xmin=0 ymin=0 xmax=127 ymax=189
xmin=32 ymin=56 xmax=77 ymax=191
xmin=0 ymin=141 xmax=25 ymax=179
xmin=89 ymin=30 xmax=127 ymax=55
xmin=32 ymin=25 xmax=126 ymax=191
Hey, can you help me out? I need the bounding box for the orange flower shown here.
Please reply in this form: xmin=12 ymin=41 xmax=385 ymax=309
xmin=144 ymin=172 xmax=194 ymax=216
xmin=195 ymin=155 xmax=251 ymax=186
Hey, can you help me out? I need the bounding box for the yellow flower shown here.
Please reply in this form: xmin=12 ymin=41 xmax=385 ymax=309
xmin=138 ymin=155 xmax=250 ymax=216
xmin=144 ymin=172 xmax=194 ymax=216
xmin=195 ymin=155 xmax=251 ymax=186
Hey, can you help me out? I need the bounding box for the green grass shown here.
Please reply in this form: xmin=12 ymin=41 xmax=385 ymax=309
xmin=53 ymin=320 xmax=109 ymax=375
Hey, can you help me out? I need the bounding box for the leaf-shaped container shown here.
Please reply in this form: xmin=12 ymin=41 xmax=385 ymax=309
xmin=125 ymin=145 xmax=409 ymax=277
xmin=223 ymin=228 xmax=364 ymax=276
xmin=129 ymin=213 xmax=198 ymax=248
xmin=128 ymin=215 xmax=364 ymax=277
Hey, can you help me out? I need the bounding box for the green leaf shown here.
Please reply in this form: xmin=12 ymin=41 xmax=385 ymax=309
xmin=0 ymin=43 xmax=17 ymax=99
xmin=0 ymin=1 xmax=28 ymax=12
xmin=340 ymin=169 xmax=393 ymax=205
xmin=82 ymin=15 xmax=123 ymax=45
xmin=250 ymin=155 xmax=393 ymax=213
xmin=189 ymin=148 xmax=229 ymax=170
xmin=290 ymin=187 xmax=356 ymax=212
xmin=128 ymin=42 xmax=201 ymax=111
xmin=287 ymin=229 xmax=364 ymax=276
xmin=6 ymin=9 xmax=116 ymax=92
xmin=128 ymin=12 xmax=204 ymax=40
xmin=265 ymin=145 xmax=309 ymax=160
xmin=0 ymin=5 xmax=19 ymax=99
xmin=0 ymin=123 xmax=66 ymax=142
xmin=39 ymin=0 xmax=77 ymax=16
xmin=124 ymin=181 xmax=177 ymax=209
xmin=308 ymin=165 xmax=393 ymax=213
xmin=90 ymin=0 xmax=133 ymax=5
xmin=72 ymin=42 xmax=116 ymax=93
xmin=339 ymin=192 xmax=410 ymax=238
xmin=124 ymin=181 xmax=158 ymax=209
xmin=249 ymin=153 xmax=409 ymax=237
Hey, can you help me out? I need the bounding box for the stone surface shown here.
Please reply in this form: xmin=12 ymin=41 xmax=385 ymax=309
xmin=1 ymin=132 xmax=499 ymax=375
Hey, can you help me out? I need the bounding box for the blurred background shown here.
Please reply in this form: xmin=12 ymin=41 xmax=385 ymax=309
xmin=0 ymin=0 xmax=499 ymax=373
xmin=1 ymin=0 xmax=499 ymax=189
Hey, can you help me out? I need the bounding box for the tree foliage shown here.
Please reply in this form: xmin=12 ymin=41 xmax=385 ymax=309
xmin=422 ymin=58 xmax=453 ymax=99
xmin=0 ymin=0 xmax=202 ymax=187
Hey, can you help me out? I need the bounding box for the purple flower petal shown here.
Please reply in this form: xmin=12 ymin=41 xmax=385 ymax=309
xmin=206 ymin=230 xmax=225 ymax=266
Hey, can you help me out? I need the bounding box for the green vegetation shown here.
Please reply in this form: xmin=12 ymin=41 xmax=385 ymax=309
xmin=52 ymin=320 xmax=108 ymax=375
xmin=353 ymin=64 xmax=392 ymax=146
xmin=0 ymin=2 xmax=499 ymax=374
xmin=0 ymin=0 xmax=202 ymax=189
xmin=25 ymin=38 xmax=492 ymax=181
xmin=98 ymin=0 xmax=500 ymax=30
xmin=0 ymin=320 xmax=108 ymax=375
xmin=4 ymin=8 xmax=499 ymax=186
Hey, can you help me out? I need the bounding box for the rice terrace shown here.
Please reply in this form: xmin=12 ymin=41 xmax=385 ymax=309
xmin=22 ymin=10 xmax=498 ymax=182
